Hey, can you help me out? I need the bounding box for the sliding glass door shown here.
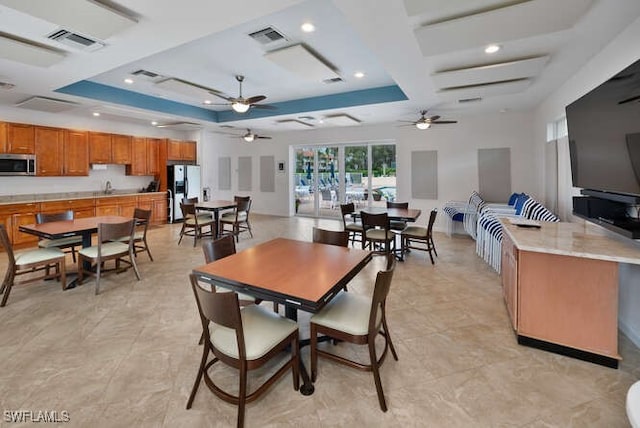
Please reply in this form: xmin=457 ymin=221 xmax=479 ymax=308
xmin=294 ymin=142 xmax=396 ymax=218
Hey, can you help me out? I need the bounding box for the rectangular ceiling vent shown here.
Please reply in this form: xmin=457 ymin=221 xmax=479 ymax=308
xmin=15 ymin=96 xmax=80 ymax=113
xmin=458 ymin=97 xmax=483 ymax=103
xmin=47 ymin=29 xmax=105 ymax=52
xmin=155 ymin=121 xmax=202 ymax=130
xmin=323 ymin=77 xmax=344 ymax=84
xmin=248 ymin=26 xmax=287 ymax=45
xmin=131 ymin=69 xmax=162 ymax=80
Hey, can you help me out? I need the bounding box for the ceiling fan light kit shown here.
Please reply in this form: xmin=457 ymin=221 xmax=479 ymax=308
xmin=232 ymin=101 xmax=251 ymax=113
xmin=416 ymin=122 xmax=431 ymax=130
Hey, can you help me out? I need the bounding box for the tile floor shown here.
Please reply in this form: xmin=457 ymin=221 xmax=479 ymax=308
xmin=0 ymin=214 xmax=639 ymax=427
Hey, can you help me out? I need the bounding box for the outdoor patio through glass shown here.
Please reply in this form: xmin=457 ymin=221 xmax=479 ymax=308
xmin=293 ymin=143 xmax=396 ymax=218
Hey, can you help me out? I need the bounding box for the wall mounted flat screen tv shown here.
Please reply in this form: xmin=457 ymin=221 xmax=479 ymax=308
xmin=566 ymin=58 xmax=640 ymax=197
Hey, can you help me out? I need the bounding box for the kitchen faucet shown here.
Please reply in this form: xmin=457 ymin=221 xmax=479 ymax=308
xmin=105 ymin=180 xmax=113 ymax=194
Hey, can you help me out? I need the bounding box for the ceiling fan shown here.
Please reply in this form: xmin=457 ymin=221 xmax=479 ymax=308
xmin=399 ymin=110 xmax=458 ymax=129
xmin=211 ymin=75 xmax=275 ymax=113
xmin=225 ymin=129 xmax=272 ymax=142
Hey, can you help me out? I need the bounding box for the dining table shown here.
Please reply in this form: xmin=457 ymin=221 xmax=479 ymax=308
xmin=353 ymin=206 xmax=422 ymax=260
xmin=195 ymin=200 xmax=237 ymax=239
xmin=192 ymin=237 xmax=373 ymax=395
xmin=19 ymin=215 xmax=131 ymax=288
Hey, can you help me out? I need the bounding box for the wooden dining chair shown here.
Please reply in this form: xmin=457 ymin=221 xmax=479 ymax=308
xmin=340 ymin=203 xmax=363 ymax=247
xmin=117 ymin=208 xmax=153 ymax=261
xmin=360 ymin=211 xmax=395 ymax=256
xmin=35 ymin=210 xmax=83 ymax=262
xmin=186 ymin=273 xmax=299 ymax=428
xmin=312 ymin=227 xmax=349 ymax=247
xmin=386 ymin=201 xmax=409 ymax=231
xmin=310 ymin=255 xmax=398 ymax=411
xmin=77 ymin=219 xmax=141 ymax=295
xmin=0 ymin=224 xmax=67 ymax=307
xmin=220 ymin=196 xmax=253 ymax=242
xmin=179 ymin=203 xmax=215 ymax=247
xmin=400 ymin=209 xmax=438 ymax=264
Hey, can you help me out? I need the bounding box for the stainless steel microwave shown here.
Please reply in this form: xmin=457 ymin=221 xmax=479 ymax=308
xmin=0 ymin=154 xmax=36 ymax=176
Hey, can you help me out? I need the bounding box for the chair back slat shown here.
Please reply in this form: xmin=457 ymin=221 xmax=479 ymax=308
xmin=182 ymin=197 xmax=199 ymax=205
xmin=361 ymin=211 xmax=390 ymax=230
xmin=99 ymin=220 xmax=135 ymax=243
xmin=202 ymin=235 xmax=236 ymax=263
xmin=312 ymin=227 xmax=349 ymax=247
xmin=368 ymin=255 xmax=396 ymax=334
xmin=181 ymin=203 xmax=196 ymax=217
xmin=386 ymin=201 xmax=408 ymax=210
xmin=36 ymin=210 xmax=73 ymax=224
xmin=427 ymin=209 xmax=438 ymax=234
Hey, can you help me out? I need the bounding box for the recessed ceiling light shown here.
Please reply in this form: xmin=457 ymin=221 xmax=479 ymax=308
xmin=151 ymin=121 xmax=158 ymax=126
xmin=203 ymin=100 xmax=212 ymax=105
xmin=92 ymin=112 xmax=100 ymax=117
xmin=354 ymin=71 xmax=365 ymax=79
xmin=301 ymin=22 xmax=315 ymax=33
xmin=124 ymin=78 xmax=134 ymax=84
xmin=485 ymin=44 xmax=500 ymax=54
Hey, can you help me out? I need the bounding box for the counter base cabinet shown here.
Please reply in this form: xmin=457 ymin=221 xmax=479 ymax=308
xmin=502 ymin=237 xmax=620 ymax=368
xmin=137 ymin=193 xmax=168 ymax=225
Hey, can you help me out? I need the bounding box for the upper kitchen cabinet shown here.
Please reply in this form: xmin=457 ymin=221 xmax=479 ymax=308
xmin=111 ymin=134 xmax=132 ymax=164
xmin=167 ymin=139 xmax=196 ymax=162
xmin=35 ymin=127 xmax=64 ymax=176
xmin=126 ymin=137 xmax=147 ymax=176
xmin=147 ymin=138 xmax=161 ymax=175
xmin=89 ymin=132 xmax=112 ymax=164
xmin=2 ymin=123 xmax=35 ymax=154
xmin=64 ymin=130 xmax=89 ymax=176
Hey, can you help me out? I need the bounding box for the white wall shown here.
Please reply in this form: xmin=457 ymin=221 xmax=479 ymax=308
xmin=534 ymin=15 xmax=640 ymax=345
xmin=199 ymin=110 xmax=538 ymax=232
xmin=0 ymin=106 xmax=187 ymax=196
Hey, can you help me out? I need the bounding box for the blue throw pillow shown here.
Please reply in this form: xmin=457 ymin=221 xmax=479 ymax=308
xmin=508 ymin=192 xmax=519 ymax=205
xmin=514 ymin=194 xmax=529 ymax=215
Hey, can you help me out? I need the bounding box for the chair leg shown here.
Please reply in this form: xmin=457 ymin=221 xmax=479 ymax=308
xmin=245 ymin=220 xmax=253 ymax=238
xmin=0 ymin=270 xmax=15 ymax=307
xmin=144 ymin=238 xmax=154 ymax=262
xmin=178 ymin=223 xmax=186 ymax=245
xmin=238 ymin=362 xmax=248 ymax=428
xmin=292 ymin=334 xmax=300 ymax=391
xmin=310 ymin=324 xmax=318 ymax=382
xmin=129 ymin=251 xmax=141 ymax=280
xmin=186 ymin=340 xmax=209 ymax=409
xmin=368 ymin=340 xmax=388 ymax=412
xmin=58 ymin=260 xmax=67 ymax=290
xmin=431 ymin=237 xmax=438 ymax=257
xmin=95 ymin=259 xmax=101 ymax=295
xmin=71 ymin=246 xmax=77 ymax=263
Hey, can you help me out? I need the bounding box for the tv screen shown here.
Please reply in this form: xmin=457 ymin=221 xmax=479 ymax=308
xmin=566 ymin=58 xmax=640 ymax=197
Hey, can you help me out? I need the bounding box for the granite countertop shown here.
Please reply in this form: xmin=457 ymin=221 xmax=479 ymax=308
xmin=0 ymin=190 xmax=167 ymax=205
xmin=501 ymin=219 xmax=640 ymax=265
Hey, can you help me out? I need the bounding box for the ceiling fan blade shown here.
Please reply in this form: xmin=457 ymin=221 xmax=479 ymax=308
xmin=397 ymin=120 xmax=417 ymax=124
xmin=428 ymin=115 xmax=441 ymax=121
xmin=618 ymin=94 xmax=640 ymax=105
xmin=251 ymin=104 xmax=277 ymax=110
xmin=431 ymin=120 xmax=458 ymax=124
xmin=256 ymin=136 xmax=272 ymax=139
xmin=246 ymin=95 xmax=267 ymax=104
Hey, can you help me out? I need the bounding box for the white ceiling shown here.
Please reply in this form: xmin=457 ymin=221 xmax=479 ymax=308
xmin=0 ymin=0 xmax=639 ymax=135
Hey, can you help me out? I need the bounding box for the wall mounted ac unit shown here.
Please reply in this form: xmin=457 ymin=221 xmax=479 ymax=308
xmin=47 ymin=29 xmax=105 ymax=52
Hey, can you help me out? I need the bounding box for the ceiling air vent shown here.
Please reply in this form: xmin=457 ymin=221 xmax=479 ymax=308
xmin=323 ymin=77 xmax=344 ymax=84
xmin=47 ymin=29 xmax=105 ymax=52
xmin=248 ymin=26 xmax=287 ymax=45
xmin=131 ymin=69 xmax=161 ymax=80
xmin=458 ymin=97 xmax=483 ymax=103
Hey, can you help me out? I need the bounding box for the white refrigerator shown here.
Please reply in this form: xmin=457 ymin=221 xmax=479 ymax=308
xmin=167 ymin=164 xmax=201 ymax=222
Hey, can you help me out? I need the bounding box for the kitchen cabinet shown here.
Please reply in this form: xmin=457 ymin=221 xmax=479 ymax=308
xmin=40 ymin=199 xmax=95 ymax=219
xmin=5 ymin=123 xmax=35 ymax=154
xmin=89 ymin=132 xmax=112 ymax=164
xmin=95 ymin=195 xmax=138 ymax=217
xmin=111 ymin=134 xmax=132 ymax=164
xmin=168 ymin=139 xmax=196 ymax=162
xmin=0 ymin=122 xmax=7 ymax=152
xmin=35 ymin=126 xmax=64 ymax=176
xmin=64 ymin=130 xmax=89 ymax=176
xmin=0 ymin=203 xmax=40 ymax=247
xmin=138 ymin=192 xmax=168 ymax=225
xmin=127 ymin=137 xmax=147 ymax=176
xmin=147 ymin=138 xmax=161 ymax=175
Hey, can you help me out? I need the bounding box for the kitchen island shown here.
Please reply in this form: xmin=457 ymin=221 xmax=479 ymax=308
xmin=500 ymin=219 xmax=640 ymax=368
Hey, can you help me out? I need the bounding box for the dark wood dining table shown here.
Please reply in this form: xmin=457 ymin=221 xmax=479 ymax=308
xmin=192 ymin=237 xmax=373 ymax=395
xmin=19 ymin=215 xmax=131 ymax=288
xmin=195 ymin=200 xmax=237 ymax=239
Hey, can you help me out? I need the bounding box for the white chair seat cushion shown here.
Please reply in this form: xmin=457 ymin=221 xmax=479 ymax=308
xmin=628 ymin=381 xmax=640 ymax=428
xmin=210 ymin=305 xmax=297 ymax=360
xmin=115 ymin=231 xmax=144 ymax=242
xmin=402 ymin=226 xmax=428 ymax=238
xmin=311 ymin=292 xmax=380 ymax=336
xmin=15 ymin=248 xmax=64 ymax=266
xmin=185 ymin=216 xmax=215 ymax=226
xmin=366 ymin=229 xmax=395 ymax=241
xmin=345 ymin=223 xmax=363 ymax=232
xmin=38 ymin=236 xmax=82 ymax=248
xmin=221 ymin=211 xmax=247 ymax=222
xmin=79 ymin=241 xmax=129 ymax=258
